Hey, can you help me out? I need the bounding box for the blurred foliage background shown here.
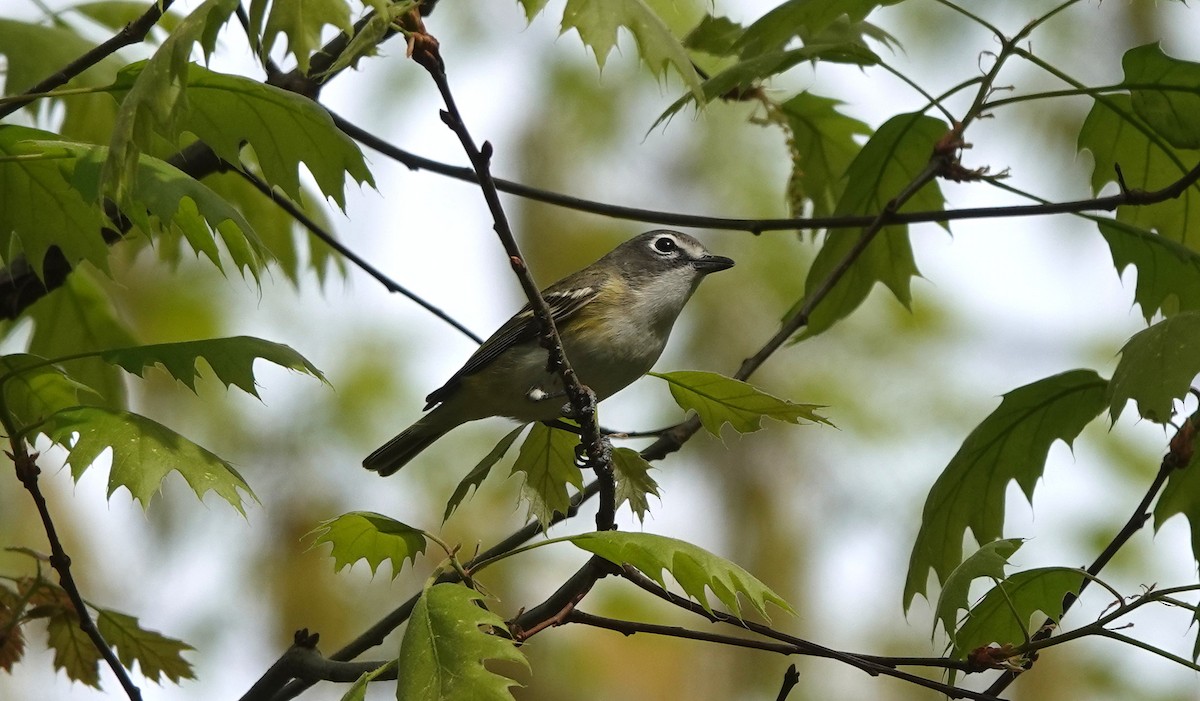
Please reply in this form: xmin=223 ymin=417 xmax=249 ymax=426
xmin=3 ymin=0 xmax=1199 ymax=699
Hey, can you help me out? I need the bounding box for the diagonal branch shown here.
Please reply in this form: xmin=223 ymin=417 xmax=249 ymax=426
xmin=0 ymin=0 xmax=176 ymax=120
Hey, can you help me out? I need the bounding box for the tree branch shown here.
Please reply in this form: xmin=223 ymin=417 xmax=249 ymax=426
xmin=230 ymin=166 xmax=484 ymax=344
xmin=0 ymin=0 xmax=176 ymax=120
xmin=10 ymin=449 xmax=142 ymax=700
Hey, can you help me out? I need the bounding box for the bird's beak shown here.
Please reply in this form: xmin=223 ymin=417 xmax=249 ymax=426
xmin=693 ymin=254 xmax=735 ymax=273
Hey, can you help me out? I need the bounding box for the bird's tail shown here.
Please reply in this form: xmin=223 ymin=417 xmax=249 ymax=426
xmin=363 ymin=409 xmax=455 ymax=476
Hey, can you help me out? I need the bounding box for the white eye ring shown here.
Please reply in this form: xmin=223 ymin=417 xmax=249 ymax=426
xmin=652 ymin=235 xmax=679 ymax=254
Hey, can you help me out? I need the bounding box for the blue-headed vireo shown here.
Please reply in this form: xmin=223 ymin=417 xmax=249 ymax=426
xmin=363 ymin=230 xmax=734 ymax=475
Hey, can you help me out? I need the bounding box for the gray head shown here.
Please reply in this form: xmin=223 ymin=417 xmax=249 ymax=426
xmin=603 ymin=230 xmax=734 ymax=283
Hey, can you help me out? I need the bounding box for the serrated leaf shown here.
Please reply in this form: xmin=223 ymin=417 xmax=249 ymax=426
xmin=517 ymin=0 xmax=551 ymax=21
xmin=1125 ymin=43 xmax=1200 ymax=150
xmin=111 ymin=61 xmax=373 ymax=209
xmin=567 ymin=531 xmax=794 ymax=619
xmin=953 ymin=567 xmax=1085 ymax=658
xmin=612 ymin=447 xmax=659 ymax=523
xmin=205 ymin=171 xmax=346 ymax=286
xmin=782 ymin=92 xmax=872 ymax=220
xmin=96 ymin=609 xmax=194 ymax=684
xmin=1109 ymin=312 xmax=1200 ymax=422
xmin=903 ymin=370 xmax=1108 ymax=611
xmin=250 ymin=0 xmax=353 ymax=74
xmin=651 ymin=370 xmax=829 ymax=436
xmin=41 ymin=138 xmax=267 ymax=279
xmin=396 ymin=583 xmax=528 ymax=701
xmin=1097 ymin=218 xmax=1200 ymax=319
xmin=39 ymin=406 xmax=256 ymax=512
xmin=1079 ymin=94 xmax=1200 ymax=252
xmin=28 ymin=271 xmax=136 ymax=410
xmin=46 ymin=608 xmax=102 ymax=687
xmin=444 ymin=425 xmax=526 ymax=523
xmin=102 ymin=0 xmax=239 ymax=202
xmin=510 ymin=423 xmax=583 ymax=527
xmin=732 ymin=0 xmax=898 ymax=58
xmin=0 ymin=355 xmax=95 ymax=432
xmin=0 ymin=126 xmax=111 ymax=276
xmin=98 ymin=336 xmax=327 ymax=398
xmin=310 ymin=511 xmax=427 ymax=578
xmin=933 ymin=538 xmax=1024 ymax=642
xmin=559 ymin=0 xmax=703 ymax=98
xmin=797 ymin=113 xmax=946 ymax=339
xmin=33 ymin=585 xmax=101 ymax=687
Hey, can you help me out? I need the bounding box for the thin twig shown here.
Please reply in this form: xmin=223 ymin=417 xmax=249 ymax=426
xmin=11 ymin=452 xmax=142 ymax=700
xmin=332 ymin=110 xmax=1200 ymax=233
xmin=0 ymin=0 xmax=176 ymax=119
xmin=615 ymin=569 xmax=997 ymax=700
xmin=230 ymin=166 xmax=484 ymax=344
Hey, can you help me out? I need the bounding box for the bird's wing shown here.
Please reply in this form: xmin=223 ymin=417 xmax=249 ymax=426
xmin=423 ymin=284 xmax=601 ymax=408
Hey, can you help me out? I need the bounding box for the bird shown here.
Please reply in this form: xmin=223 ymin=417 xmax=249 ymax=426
xmin=363 ymin=230 xmax=734 ymax=476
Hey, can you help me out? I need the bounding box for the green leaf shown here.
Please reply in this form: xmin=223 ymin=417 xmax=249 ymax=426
xmin=102 ymin=0 xmax=239 ymax=202
xmin=96 ymin=609 xmax=194 ymax=684
xmin=396 ymin=583 xmax=528 ymax=701
xmin=444 ymin=425 xmax=526 ymax=523
xmin=28 ymin=270 xmax=137 ymax=410
xmin=683 ymin=14 xmax=744 ymax=56
xmin=903 ymin=370 xmax=1108 ymax=611
xmin=732 ymin=0 xmax=898 ymax=58
xmin=1079 ymin=94 xmax=1200 ymax=250
xmin=1124 ymin=43 xmax=1200 ymax=150
xmin=953 ymin=567 xmax=1085 ymax=658
xmin=0 ymin=355 xmax=95 ymax=433
xmin=0 ymin=126 xmax=111 ymax=276
xmin=39 ymin=406 xmax=256 ymax=512
xmin=111 ymin=61 xmax=374 ymax=209
xmin=0 ymin=18 xmax=108 ymax=94
xmin=651 ymin=370 xmax=829 ymax=436
xmin=321 ymin=1 xmax=417 ymax=77
xmin=250 ymin=0 xmax=353 ymax=74
xmin=44 ymin=138 xmax=267 ymax=279
xmin=797 ymin=113 xmax=947 ymax=339
xmin=517 ymin=0 xmax=550 ymax=20
xmin=340 ymin=663 xmax=392 ymax=701
xmin=205 ymin=171 xmax=346 ymax=286
xmin=510 ymin=423 xmax=583 ymax=527
xmin=559 ymin=0 xmax=703 ymax=98
xmin=1155 ymin=447 xmax=1200 ymax=571
xmin=99 ymin=336 xmax=327 ymax=398
xmin=1108 ymin=312 xmax=1200 ymax=422
xmin=46 ymin=608 xmax=101 ymax=687
xmin=781 ymin=92 xmax=872 ymax=220
xmin=933 ymin=538 xmax=1024 ymax=642
xmin=567 ymin=531 xmax=794 ymax=619
xmin=1097 ymin=218 xmax=1200 ymax=319
xmin=310 ymin=511 xmax=428 ymax=578
xmin=654 ymin=43 xmax=878 ymax=127
xmin=612 ymin=447 xmax=659 ymax=523
xmin=0 ymin=19 xmax=123 ymax=144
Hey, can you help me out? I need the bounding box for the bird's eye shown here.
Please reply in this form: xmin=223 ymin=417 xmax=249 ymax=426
xmin=652 ymin=236 xmax=678 ymax=254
